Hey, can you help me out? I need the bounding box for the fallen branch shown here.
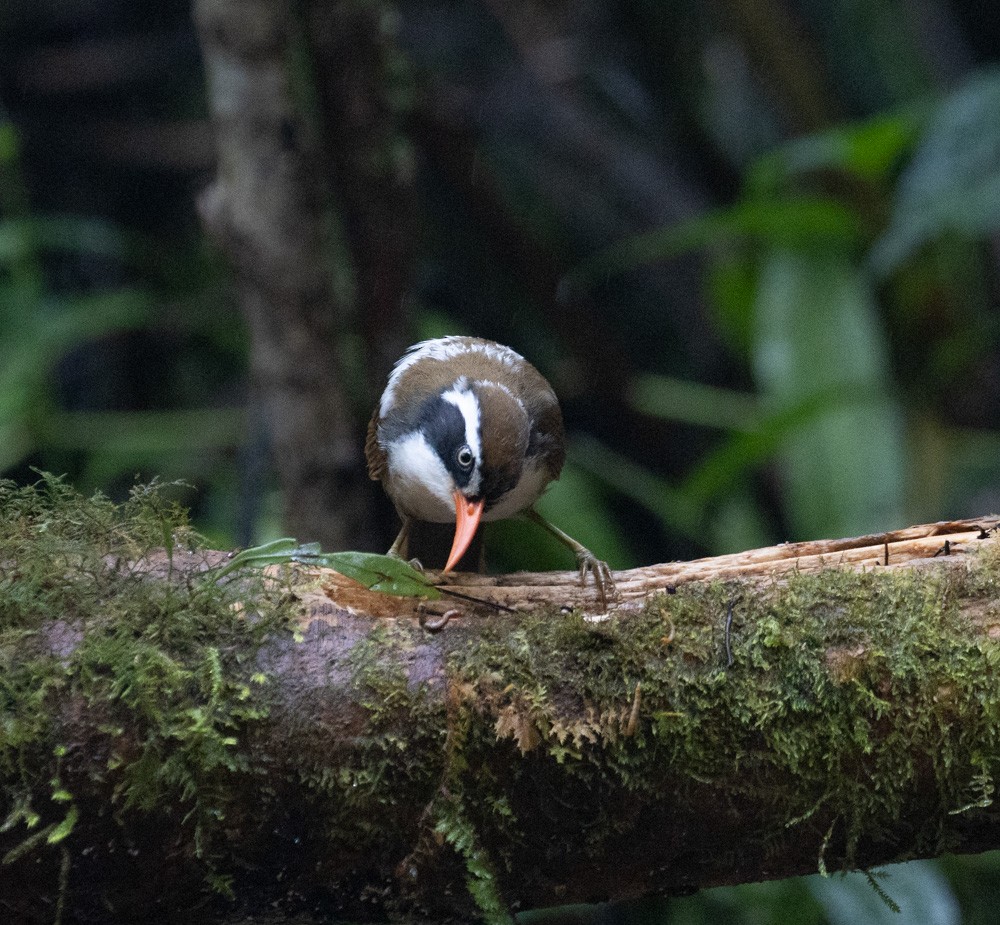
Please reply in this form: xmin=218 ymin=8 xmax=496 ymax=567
xmin=2 ymin=489 xmax=1000 ymax=923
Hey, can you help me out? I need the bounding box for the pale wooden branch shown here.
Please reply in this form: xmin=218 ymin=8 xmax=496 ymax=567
xmin=316 ymin=515 xmax=999 ymax=616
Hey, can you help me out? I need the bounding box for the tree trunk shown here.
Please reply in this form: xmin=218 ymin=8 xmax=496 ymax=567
xmin=2 ymin=505 xmax=1000 ymax=923
xmin=193 ymin=0 xmax=414 ymax=552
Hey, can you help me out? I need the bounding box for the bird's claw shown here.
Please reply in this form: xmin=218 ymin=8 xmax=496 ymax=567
xmin=576 ymin=550 xmax=615 ymax=610
xmin=385 ymin=546 xmax=425 ymax=573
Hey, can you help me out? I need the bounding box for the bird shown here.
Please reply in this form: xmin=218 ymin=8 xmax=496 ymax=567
xmin=365 ymin=336 xmax=614 ymax=603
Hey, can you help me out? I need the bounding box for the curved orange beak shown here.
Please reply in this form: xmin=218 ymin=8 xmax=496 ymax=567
xmin=444 ymin=490 xmax=485 ymax=572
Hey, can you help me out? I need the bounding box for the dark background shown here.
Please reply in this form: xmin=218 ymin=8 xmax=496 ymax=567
xmin=2 ymin=0 xmax=1000 ymax=921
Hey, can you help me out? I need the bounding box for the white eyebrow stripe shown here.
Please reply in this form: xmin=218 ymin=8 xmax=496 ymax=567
xmin=441 ymin=384 xmax=482 ymax=476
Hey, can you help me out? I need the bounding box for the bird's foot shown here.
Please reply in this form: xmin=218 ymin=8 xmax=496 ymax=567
xmin=575 ymin=548 xmax=615 ymax=610
xmin=524 ymin=508 xmax=616 ymax=609
xmin=385 ymin=547 xmax=425 ymax=573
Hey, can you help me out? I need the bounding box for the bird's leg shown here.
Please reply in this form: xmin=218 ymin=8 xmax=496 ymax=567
xmin=387 ymin=517 xmax=427 ymax=571
xmin=387 ymin=516 xmax=412 ymax=560
xmin=525 ymin=508 xmax=615 ymax=608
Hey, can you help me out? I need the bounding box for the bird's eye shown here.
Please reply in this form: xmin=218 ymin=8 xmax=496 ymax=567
xmin=456 ymin=445 xmax=474 ymax=470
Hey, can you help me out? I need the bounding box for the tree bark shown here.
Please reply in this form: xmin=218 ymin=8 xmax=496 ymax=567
xmin=3 ymin=515 xmax=1000 ymax=922
xmin=302 ymin=0 xmax=417 ymax=400
xmin=194 ymin=0 xmax=413 ymax=553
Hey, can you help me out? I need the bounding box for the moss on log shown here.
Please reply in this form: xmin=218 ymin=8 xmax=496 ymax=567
xmin=2 ymin=477 xmax=1000 ymax=923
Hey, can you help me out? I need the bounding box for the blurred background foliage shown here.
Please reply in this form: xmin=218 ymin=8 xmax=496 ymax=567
xmin=2 ymin=0 xmax=1000 ymax=921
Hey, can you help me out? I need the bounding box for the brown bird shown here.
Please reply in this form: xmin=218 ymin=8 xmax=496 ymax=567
xmin=366 ymin=336 xmax=613 ymax=600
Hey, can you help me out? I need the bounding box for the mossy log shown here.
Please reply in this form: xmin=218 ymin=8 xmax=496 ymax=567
xmin=3 ymin=488 xmax=1000 ymax=923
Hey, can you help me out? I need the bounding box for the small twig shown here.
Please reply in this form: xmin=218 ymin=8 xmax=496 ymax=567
xmin=933 ymin=540 xmax=952 ymax=558
xmin=725 ymin=600 xmax=735 ymax=668
xmin=661 ymin=617 xmax=676 ymax=646
xmin=884 ymin=542 xmax=890 ymax=566
xmin=625 ymin=683 xmax=642 ymax=737
xmin=658 ymin=601 xmax=676 ymax=645
xmin=435 ymin=585 xmax=517 ymax=613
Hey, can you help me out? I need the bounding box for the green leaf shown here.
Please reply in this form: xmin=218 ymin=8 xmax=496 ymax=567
xmin=45 ymin=805 xmax=78 ymax=845
xmin=871 ymin=69 xmax=1000 ymax=274
xmin=2 ymin=824 xmax=56 ymax=865
xmin=489 ymin=463 xmax=633 ymax=572
xmin=809 ymin=860 xmax=957 ymax=925
xmin=562 ymin=196 xmax=863 ymax=296
xmin=215 ymin=541 xmax=440 ymax=599
xmin=570 ymin=435 xmax=702 ymax=544
xmin=0 ymin=288 xmax=152 ymax=470
xmin=0 ymin=120 xmax=19 ymax=163
xmin=213 ymin=538 xmax=321 ymax=578
xmin=750 ymin=106 xmax=926 ymax=191
xmin=680 ymin=387 xmax=862 ymax=505
xmin=751 ymin=249 xmax=906 ymax=538
xmin=705 ymin=254 xmax=759 ymax=358
xmin=630 ymin=374 xmax=760 ymax=432
xmin=0 ymin=215 xmax=129 ymax=266
xmin=36 ymin=409 xmax=245 ymax=456
xmin=316 ymin=551 xmax=441 ymax=599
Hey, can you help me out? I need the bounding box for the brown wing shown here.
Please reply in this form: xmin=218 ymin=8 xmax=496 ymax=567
xmin=516 ymin=361 xmax=565 ymax=482
xmin=364 ymin=408 xmax=387 ymax=481
xmin=532 ymin=396 xmax=565 ymax=481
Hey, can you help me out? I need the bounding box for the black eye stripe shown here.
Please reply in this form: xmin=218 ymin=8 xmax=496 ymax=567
xmin=417 ymin=396 xmax=476 ymax=488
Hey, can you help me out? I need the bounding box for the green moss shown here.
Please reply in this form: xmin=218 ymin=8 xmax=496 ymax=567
xmin=0 ymin=474 xmax=291 ymax=905
xmin=433 ymin=793 xmax=512 ymax=925
xmin=442 ymin=544 xmax=1000 ymax=890
xmin=4 ymin=475 xmax=998 ymax=919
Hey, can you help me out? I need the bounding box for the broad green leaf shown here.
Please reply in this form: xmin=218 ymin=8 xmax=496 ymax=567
xmin=750 ymin=107 xmax=926 ymax=191
xmin=214 ymin=538 xmax=320 ymax=578
xmin=0 ymin=120 xmax=18 ymax=163
xmin=705 ymin=253 xmax=759 ymax=358
xmin=752 ymin=249 xmax=905 ymax=537
xmin=680 ymin=387 xmax=867 ymax=505
xmin=215 ymin=542 xmax=440 ymax=599
xmin=0 ymin=288 xmax=149 ymax=344
xmin=0 ymin=289 xmax=153 ymax=470
xmin=562 ymin=196 xmax=863 ymax=296
xmin=316 ymin=551 xmax=441 ymax=599
xmin=532 ymin=463 xmax=632 ymax=570
xmin=36 ymin=409 xmax=245 ymax=455
xmin=871 ymin=69 xmax=1000 ymax=274
xmin=809 ymin=860 xmax=958 ymax=925
xmin=0 ymin=216 xmax=128 ymax=265
xmin=630 ymin=374 xmax=760 ymax=432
